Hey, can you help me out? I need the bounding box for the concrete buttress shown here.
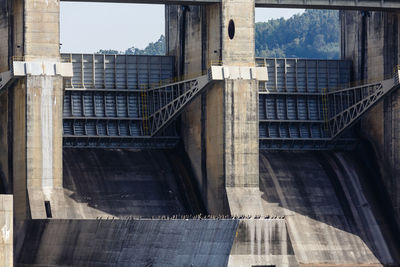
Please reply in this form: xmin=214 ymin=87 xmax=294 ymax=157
xmin=166 ymin=0 xmax=258 ymax=214
xmin=11 ymin=0 xmax=63 ymax=219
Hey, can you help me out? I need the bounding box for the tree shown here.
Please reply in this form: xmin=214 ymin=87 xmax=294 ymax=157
xmin=96 ymin=49 xmax=120 ymax=55
xmin=97 ymin=35 xmax=165 ymax=56
xmin=255 ymin=10 xmax=340 ymax=59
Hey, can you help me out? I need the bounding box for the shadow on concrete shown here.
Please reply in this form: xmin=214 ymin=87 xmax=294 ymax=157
xmin=258 ymin=149 xmax=400 ymax=265
xmin=63 ymin=148 xmax=200 ymax=217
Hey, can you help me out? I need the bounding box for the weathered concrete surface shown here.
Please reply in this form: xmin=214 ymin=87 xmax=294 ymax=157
xmin=24 ymin=0 xmax=60 ymax=61
xmin=16 ymin=219 xmax=239 ymax=266
xmin=13 ymin=0 xmax=23 ymax=58
xmin=12 ymin=75 xmax=64 ymax=219
xmin=7 ymin=0 xmax=64 ymax=220
xmin=221 ymin=0 xmax=255 ymax=65
xmin=15 ymin=218 xmax=298 ymax=267
xmin=224 ymin=79 xmax=259 ymax=188
xmin=25 ymin=76 xmax=64 ymax=219
xmin=0 ymin=0 xmax=10 ymax=72
xmin=12 ymin=78 xmax=27 ymax=220
xmin=341 ymin=10 xmax=400 ymax=228
xmin=228 ymin=219 xmax=298 ymax=267
xmin=0 ymin=195 xmax=12 ymax=267
xmin=0 ymin=90 xmax=10 ymax=193
xmin=61 ymin=148 xmax=193 ymax=218
xmin=166 ymin=0 xmax=258 ymax=214
xmin=227 ymin=151 xmax=398 ymax=266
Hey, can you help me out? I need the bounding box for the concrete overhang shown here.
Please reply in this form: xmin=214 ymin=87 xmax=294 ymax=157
xmin=13 ymin=61 xmax=73 ymax=77
xmin=210 ymin=66 xmax=268 ymax=81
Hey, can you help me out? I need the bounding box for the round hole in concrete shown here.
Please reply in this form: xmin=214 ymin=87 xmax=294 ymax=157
xmin=228 ymin=19 xmax=235 ymax=40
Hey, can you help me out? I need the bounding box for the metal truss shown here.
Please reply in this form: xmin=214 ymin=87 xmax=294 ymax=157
xmin=0 ymin=71 xmax=12 ymax=94
xmin=62 ymin=57 xmax=399 ymax=150
xmin=327 ymin=77 xmax=399 ymax=139
xmin=259 ymin=71 xmax=400 ymax=150
xmin=62 ymin=75 xmax=212 ymax=148
xmin=146 ymin=75 xmax=210 ymax=136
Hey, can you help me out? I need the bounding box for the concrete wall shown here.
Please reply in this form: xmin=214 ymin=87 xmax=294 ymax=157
xmin=13 ymin=78 xmax=27 ymax=220
xmin=16 ymin=218 xmax=296 ymax=267
xmin=13 ymin=0 xmax=23 ymax=58
xmin=167 ymin=4 xmax=226 ymax=213
xmin=6 ymin=0 xmax=63 ymax=219
xmin=17 ymin=219 xmax=239 ymax=266
xmin=166 ymin=1 xmax=258 ymax=214
xmin=23 ymin=0 xmax=60 ymax=60
xmin=61 ymin=149 xmax=194 ymax=218
xmin=0 ymin=91 xmax=9 ymax=193
xmin=221 ymin=0 xmax=255 ymax=65
xmin=0 ymin=195 xmax=12 ymax=267
xmin=341 ymin=10 xmax=400 ymax=227
xmin=228 ymin=219 xmax=298 ymax=267
xmin=25 ymin=75 xmax=63 ymax=219
xmin=0 ymin=0 xmax=10 ymax=72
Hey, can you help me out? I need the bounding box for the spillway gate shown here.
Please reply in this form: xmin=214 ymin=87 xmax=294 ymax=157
xmin=58 ymin=54 xmax=400 ymax=150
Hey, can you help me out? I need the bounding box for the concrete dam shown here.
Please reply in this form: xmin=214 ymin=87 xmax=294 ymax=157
xmin=1 ymin=0 xmax=400 ymax=266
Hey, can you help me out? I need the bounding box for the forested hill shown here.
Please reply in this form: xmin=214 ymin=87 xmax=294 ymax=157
xmin=97 ymin=35 xmax=166 ymax=56
xmin=255 ymin=9 xmax=340 ymax=59
xmin=97 ymin=10 xmax=340 ymax=59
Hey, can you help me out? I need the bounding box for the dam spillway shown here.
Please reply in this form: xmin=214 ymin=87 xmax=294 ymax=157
xmin=13 ymin=54 xmax=394 ymax=266
xmin=1 ymin=1 xmax=400 ymax=266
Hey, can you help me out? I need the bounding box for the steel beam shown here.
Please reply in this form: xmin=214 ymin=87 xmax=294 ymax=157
xmin=60 ymin=0 xmax=400 ymax=10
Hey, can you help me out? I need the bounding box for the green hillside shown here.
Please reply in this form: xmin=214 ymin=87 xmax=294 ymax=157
xmin=255 ymin=9 xmax=340 ymax=59
xmin=97 ymin=10 xmax=340 ymax=59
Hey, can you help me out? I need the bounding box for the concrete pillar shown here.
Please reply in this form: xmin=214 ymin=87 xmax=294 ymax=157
xmin=341 ymin=10 xmax=400 ymax=227
xmin=11 ymin=0 xmax=63 ymax=219
xmin=166 ymin=0 xmax=258 ymax=214
xmin=0 ymin=195 xmax=13 ymax=267
xmin=0 ymin=0 xmax=11 ymax=72
xmin=0 ymin=0 xmax=11 ymax=195
xmin=0 ymin=91 xmax=10 ymax=193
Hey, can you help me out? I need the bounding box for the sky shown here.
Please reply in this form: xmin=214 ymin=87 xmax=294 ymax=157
xmin=60 ymin=3 xmax=304 ymax=53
